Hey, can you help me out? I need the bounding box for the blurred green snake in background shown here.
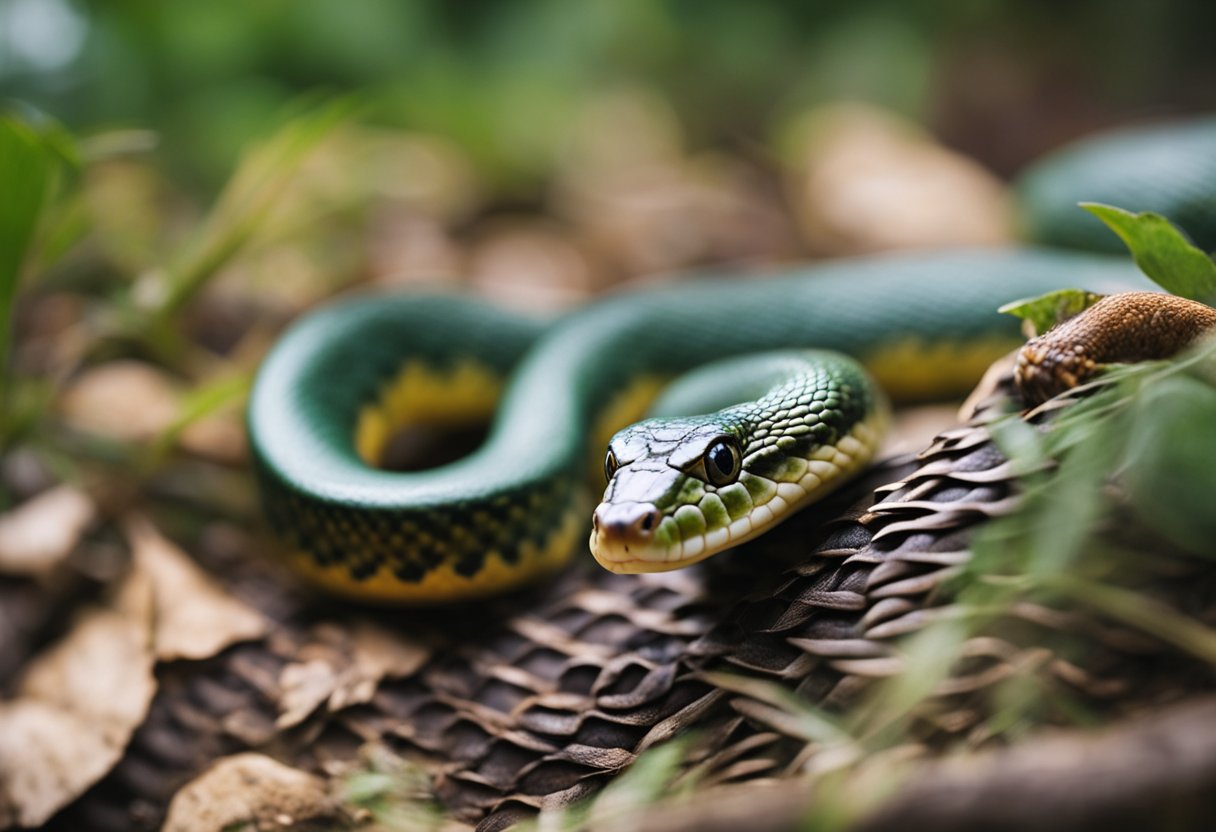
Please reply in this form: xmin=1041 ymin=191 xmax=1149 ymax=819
xmin=248 ymin=117 xmax=1216 ymax=604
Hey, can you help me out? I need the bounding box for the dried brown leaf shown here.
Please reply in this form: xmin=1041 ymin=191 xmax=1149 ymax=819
xmin=125 ymin=515 xmax=267 ymax=661
xmin=162 ymin=753 xmax=337 ymax=832
xmin=277 ymin=659 xmax=340 ymax=729
xmin=786 ymin=103 xmax=1013 ymax=255
xmin=277 ymin=620 xmax=430 ymax=728
xmin=58 ymin=360 xmax=181 ymax=442
xmin=342 ymin=620 xmax=431 ymax=702
xmin=0 ymin=701 xmax=126 ymax=828
xmin=178 ymin=409 xmax=248 ymax=464
xmin=0 ymin=604 xmax=156 ymax=826
xmin=18 ymin=610 xmax=154 ymax=738
xmin=0 ymin=485 xmax=95 ymax=575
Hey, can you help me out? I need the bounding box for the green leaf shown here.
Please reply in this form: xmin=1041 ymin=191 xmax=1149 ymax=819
xmin=998 ymin=288 xmax=1105 ymax=337
xmin=1082 ymin=202 xmax=1216 ymax=303
xmin=149 ymin=371 xmax=251 ymax=463
xmin=586 ymin=739 xmax=690 ymax=822
xmin=1121 ymin=372 xmax=1216 ymax=557
xmin=0 ymin=117 xmax=66 ymax=439
xmin=1050 ymin=574 xmax=1216 ymax=665
xmin=151 ymin=96 xmax=358 ymax=323
xmin=699 ymin=671 xmax=855 ymax=746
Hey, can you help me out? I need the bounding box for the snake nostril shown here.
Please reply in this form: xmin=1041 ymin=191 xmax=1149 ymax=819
xmin=595 ymin=504 xmax=661 ymax=539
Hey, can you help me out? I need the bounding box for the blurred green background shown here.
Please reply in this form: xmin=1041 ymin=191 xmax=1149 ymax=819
xmin=3 ymin=7 xmax=1216 ymax=831
xmin=4 ymin=0 xmax=1214 ymax=195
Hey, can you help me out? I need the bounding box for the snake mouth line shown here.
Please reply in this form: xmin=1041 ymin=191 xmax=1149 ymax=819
xmin=589 ymin=491 xmax=814 ymax=574
xmin=589 ymin=523 xmax=728 ymax=574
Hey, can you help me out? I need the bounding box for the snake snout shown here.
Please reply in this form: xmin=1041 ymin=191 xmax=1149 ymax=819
xmin=593 ymin=502 xmax=662 ymax=541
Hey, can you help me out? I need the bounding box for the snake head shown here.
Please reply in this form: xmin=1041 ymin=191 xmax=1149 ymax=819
xmin=590 ymin=418 xmax=755 ymax=573
xmin=590 ymin=351 xmax=887 ymax=574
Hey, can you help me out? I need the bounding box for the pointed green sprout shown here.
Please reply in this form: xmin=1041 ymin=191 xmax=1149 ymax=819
xmin=0 ymin=116 xmax=73 ymax=442
xmin=1002 ymin=204 xmax=1216 ymax=335
xmin=999 ymin=288 xmax=1106 ymax=338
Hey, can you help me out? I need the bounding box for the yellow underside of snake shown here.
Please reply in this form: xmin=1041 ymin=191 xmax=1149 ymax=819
xmin=247 ymin=249 xmax=1154 ymax=604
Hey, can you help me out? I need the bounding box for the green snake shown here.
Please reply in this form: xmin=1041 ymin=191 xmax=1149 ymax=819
xmin=248 ymin=117 xmax=1216 ymax=604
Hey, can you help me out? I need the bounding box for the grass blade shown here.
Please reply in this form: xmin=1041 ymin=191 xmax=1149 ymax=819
xmin=151 ymin=97 xmax=358 ymax=323
xmin=0 ymin=117 xmax=67 ymax=441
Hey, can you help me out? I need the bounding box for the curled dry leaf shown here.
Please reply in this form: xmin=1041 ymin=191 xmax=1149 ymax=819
xmin=0 ymin=484 xmax=96 ymax=575
xmin=58 ymin=360 xmax=182 ymax=443
xmin=278 ymin=659 xmax=341 ymax=730
xmin=786 ymin=103 xmax=1014 ymax=256
xmin=0 ymin=603 xmax=156 ymax=827
xmin=178 ymin=408 xmax=249 ymax=465
xmin=125 ymin=515 xmax=267 ymax=661
xmin=277 ymin=620 xmax=430 ymax=728
xmin=55 ymin=359 xmax=248 ymax=463
xmin=162 ymin=753 xmax=337 ymax=832
xmin=467 ymin=220 xmax=597 ymax=312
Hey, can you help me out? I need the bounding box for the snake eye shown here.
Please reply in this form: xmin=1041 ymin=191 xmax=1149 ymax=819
xmin=703 ymin=439 xmax=741 ymax=486
xmin=604 ymin=449 xmax=619 ymax=482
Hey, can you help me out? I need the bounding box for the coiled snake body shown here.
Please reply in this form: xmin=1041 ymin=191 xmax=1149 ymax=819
xmin=249 ymin=117 xmax=1216 ymax=604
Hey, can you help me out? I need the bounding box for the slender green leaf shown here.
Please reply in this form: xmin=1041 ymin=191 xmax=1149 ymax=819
xmin=1121 ymin=373 xmax=1216 ymax=556
xmin=340 ymin=745 xmax=443 ymax=831
xmin=1051 ymin=575 xmax=1216 ymax=665
xmin=0 ymin=119 xmax=55 ymax=322
xmin=0 ymin=117 xmax=65 ymax=438
xmin=150 ymin=371 xmax=251 ymax=461
xmin=1082 ymin=202 xmax=1216 ymax=302
xmin=585 ymin=739 xmax=690 ymax=823
xmin=700 ymin=671 xmax=855 ymax=746
xmin=851 ymin=620 xmax=966 ymax=744
xmin=151 ymin=97 xmax=357 ymax=323
xmin=1024 ymin=426 xmax=1115 ymax=577
xmin=984 ymin=415 xmax=1049 ymax=476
